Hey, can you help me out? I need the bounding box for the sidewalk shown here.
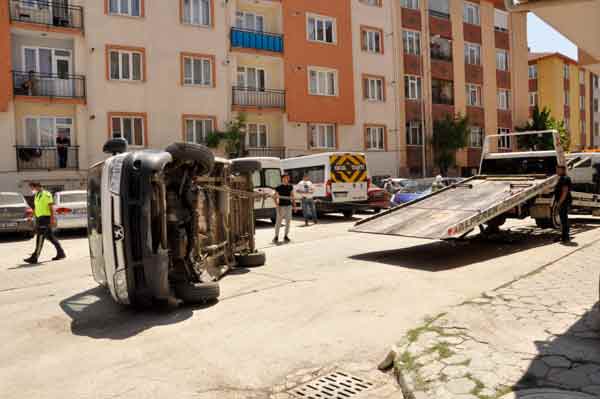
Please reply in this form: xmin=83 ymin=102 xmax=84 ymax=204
xmin=389 ymin=237 xmax=600 ymax=399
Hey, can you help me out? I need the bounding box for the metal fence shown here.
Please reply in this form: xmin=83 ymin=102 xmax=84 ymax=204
xmin=232 ymin=87 xmax=285 ymax=109
xmin=9 ymin=0 xmax=84 ymax=30
xmin=13 ymin=71 xmax=86 ymax=99
xmin=15 ymin=146 xmax=79 ymax=170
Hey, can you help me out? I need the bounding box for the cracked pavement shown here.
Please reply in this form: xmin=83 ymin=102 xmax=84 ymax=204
xmin=391 ymin=235 xmax=600 ymax=399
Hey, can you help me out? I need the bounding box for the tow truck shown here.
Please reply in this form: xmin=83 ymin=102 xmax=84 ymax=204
xmin=351 ymin=130 xmax=600 ymax=240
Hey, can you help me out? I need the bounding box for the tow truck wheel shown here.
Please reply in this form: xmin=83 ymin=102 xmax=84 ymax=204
xmin=165 ymin=142 xmax=215 ymax=176
xmin=235 ymin=251 xmax=266 ymax=268
xmin=174 ymin=281 xmax=220 ymax=304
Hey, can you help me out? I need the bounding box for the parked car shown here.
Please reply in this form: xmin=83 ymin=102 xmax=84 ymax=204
xmin=391 ymin=180 xmax=433 ymax=206
xmin=54 ymin=190 xmax=87 ymax=231
xmin=0 ymin=192 xmax=34 ymax=237
xmin=88 ymin=139 xmax=266 ymax=308
xmin=366 ymin=186 xmax=390 ymax=213
xmin=382 ymin=178 xmax=411 ymax=194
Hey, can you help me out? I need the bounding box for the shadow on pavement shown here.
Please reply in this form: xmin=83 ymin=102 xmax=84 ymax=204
xmin=513 ymin=305 xmax=600 ymax=397
xmin=349 ymin=220 xmax=597 ymax=272
xmin=255 ymin=213 xmax=361 ymax=230
xmin=59 ymin=286 xmax=215 ymax=340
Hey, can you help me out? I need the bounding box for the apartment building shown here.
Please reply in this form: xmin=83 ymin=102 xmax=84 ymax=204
xmin=0 ymin=0 xmax=528 ymax=193
xmin=528 ymin=52 xmax=594 ymax=151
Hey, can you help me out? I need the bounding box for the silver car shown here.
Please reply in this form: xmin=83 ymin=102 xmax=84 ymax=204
xmin=0 ymin=192 xmax=34 ymax=237
xmin=54 ymin=190 xmax=87 ymax=230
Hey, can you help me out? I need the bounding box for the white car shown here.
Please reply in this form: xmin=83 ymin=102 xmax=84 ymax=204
xmin=54 ymin=190 xmax=87 ymax=230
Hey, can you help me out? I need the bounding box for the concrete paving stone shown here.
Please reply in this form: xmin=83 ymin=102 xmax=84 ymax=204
xmin=588 ymin=371 xmax=600 ymax=385
xmin=542 ymin=356 xmax=572 ymax=368
xmin=468 ymin=354 xmax=496 ymax=372
xmin=439 ymin=336 xmax=464 ymax=345
xmin=442 ymin=365 xmax=470 ymax=379
xmin=525 ymin=360 xmax=550 ymax=380
xmin=420 ymin=362 xmax=445 ymax=381
xmin=546 ymin=368 xmax=591 ymax=389
xmin=445 ymin=377 xmax=476 ymax=395
xmin=443 ymin=354 xmax=470 ymax=366
xmin=418 ymin=352 xmax=439 ymax=365
xmin=581 ymin=385 xmax=600 ymax=396
xmin=571 ymin=364 xmax=600 ymax=376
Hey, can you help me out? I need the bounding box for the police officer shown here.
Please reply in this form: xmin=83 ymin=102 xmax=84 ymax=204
xmin=554 ymin=165 xmax=573 ymax=243
xmin=24 ymin=182 xmax=66 ymax=264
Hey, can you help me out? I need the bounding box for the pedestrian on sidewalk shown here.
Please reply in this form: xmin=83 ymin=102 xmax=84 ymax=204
xmin=273 ymin=174 xmax=296 ymax=244
xmin=24 ymin=182 xmax=66 ymax=264
xmin=296 ymin=174 xmax=318 ymax=226
xmin=554 ymin=164 xmax=572 ymax=243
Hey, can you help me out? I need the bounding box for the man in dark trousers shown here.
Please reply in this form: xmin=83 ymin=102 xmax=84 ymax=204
xmin=24 ymin=182 xmax=66 ymax=264
xmin=554 ymin=165 xmax=573 ymax=243
xmin=273 ymin=174 xmax=296 ymax=244
xmin=56 ymin=131 xmax=71 ymax=168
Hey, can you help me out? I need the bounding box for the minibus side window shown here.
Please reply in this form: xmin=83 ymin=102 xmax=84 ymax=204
xmin=264 ymin=169 xmax=281 ymax=188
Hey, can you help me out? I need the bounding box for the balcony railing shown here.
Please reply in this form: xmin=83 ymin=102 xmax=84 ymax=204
xmin=432 ymin=95 xmax=454 ymax=105
xmin=9 ymin=0 xmax=84 ymax=31
xmin=431 ymin=50 xmax=452 ymax=62
xmin=429 ymin=9 xmax=450 ymax=19
xmin=242 ymin=147 xmax=286 ymax=159
xmin=13 ymin=71 xmax=86 ymax=99
xmin=15 ymin=146 xmax=79 ymax=171
xmin=231 ymin=27 xmax=284 ymax=53
xmin=232 ymin=87 xmax=285 ymax=109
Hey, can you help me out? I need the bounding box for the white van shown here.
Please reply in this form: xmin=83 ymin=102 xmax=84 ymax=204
xmin=233 ymin=157 xmax=282 ymax=224
xmin=567 ymin=152 xmax=600 ymax=193
xmin=282 ymin=152 xmax=369 ymax=218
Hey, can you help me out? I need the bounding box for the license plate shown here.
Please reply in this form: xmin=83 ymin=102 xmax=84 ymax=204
xmin=73 ymin=208 xmax=87 ymax=214
xmin=334 ymin=192 xmax=348 ymax=198
xmin=0 ymin=222 xmax=17 ymax=229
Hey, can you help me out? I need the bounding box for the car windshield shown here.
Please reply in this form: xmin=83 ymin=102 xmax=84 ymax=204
xmin=399 ymin=181 xmax=431 ymax=194
xmin=0 ymin=193 xmax=24 ymax=206
xmin=59 ymin=193 xmax=87 ymax=204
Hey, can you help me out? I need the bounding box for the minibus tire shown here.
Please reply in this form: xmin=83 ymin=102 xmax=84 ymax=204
xmin=235 ymin=251 xmax=266 ymax=268
xmin=175 ymin=281 xmax=220 ymax=304
xmin=165 ymin=142 xmax=214 ymax=176
xmin=232 ymin=159 xmax=261 ymax=175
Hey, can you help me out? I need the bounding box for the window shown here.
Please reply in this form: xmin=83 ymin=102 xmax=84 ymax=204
xmin=466 ymin=84 xmax=482 ymax=107
xmin=235 ymin=11 xmax=264 ymax=31
xmin=182 ymin=0 xmax=211 ymax=26
xmin=429 ymin=0 xmax=449 ymax=16
xmin=580 ymin=95 xmax=586 ymax=111
xmin=498 ymin=89 xmax=511 ymax=110
xmin=464 ymin=43 xmax=481 ymax=65
xmin=401 ymin=0 xmax=419 ymax=9
xmin=405 ymin=75 xmax=422 ymax=100
xmin=406 ymin=121 xmax=423 ymax=146
xmin=309 ymin=124 xmax=336 ymax=149
xmin=494 ymin=9 xmax=508 ymax=31
xmin=362 ymin=27 xmax=383 ymax=53
xmin=245 ymin=123 xmax=268 ymax=148
xmin=595 ymin=122 xmax=599 ymax=137
xmin=184 ymin=117 xmax=214 ymax=144
xmin=307 ymin=14 xmax=336 ymax=44
xmin=108 ymin=0 xmax=142 ymax=17
xmin=464 ymin=2 xmax=480 ymax=25
xmin=360 ymin=0 xmax=381 ymax=6
xmin=110 ymin=114 xmax=145 ymax=146
xmin=581 ymin=120 xmax=586 ymax=136
xmin=563 ymin=64 xmax=570 ymax=79
xmin=595 ymin=75 xmax=599 ymax=88
xmin=364 ymin=76 xmax=385 ymax=101
xmin=237 ymin=66 xmax=265 ymax=90
xmin=309 ymin=67 xmax=338 ymax=96
xmin=24 ymin=117 xmax=72 ymax=146
xmin=430 ymin=36 xmax=452 ymax=61
xmin=470 ymin=127 xmax=483 ymax=148
xmin=529 ymin=92 xmax=538 ymax=107
xmin=182 ymin=54 xmax=213 ymax=86
xmin=366 ymin=125 xmax=385 ymax=150
xmin=528 ymin=64 xmax=537 ymax=79
xmin=497 ymin=127 xmax=511 ymax=149
xmin=432 ymin=79 xmax=454 ymax=105
xmin=403 ymin=30 xmax=421 ymax=55
xmin=108 ymin=48 xmax=143 ymax=81
xmin=564 ymin=90 xmax=570 ymax=106
xmin=594 ymin=98 xmax=598 ymax=112
xmin=580 ymin=70 xmax=586 ymax=85
xmin=496 ymin=50 xmax=509 ymax=71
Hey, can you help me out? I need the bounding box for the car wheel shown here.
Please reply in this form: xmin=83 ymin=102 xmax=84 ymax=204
xmin=342 ymin=210 xmax=354 ymax=219
xmin=231 ymin=159 xmax=261 ymax=175
xmin=174 ymin=281 xmax=220 ymax=304
xmin=235 ymin=251 xmax=266 ymax=268
xmin=165 ymin=142 xmax=215 ymax=176
xmin=373 ymin=208 xmax=381 ymax=214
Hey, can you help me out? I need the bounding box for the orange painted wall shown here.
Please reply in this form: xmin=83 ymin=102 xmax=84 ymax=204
xmin=282 ymin=0 xmax=355 ymax=124
xmin=0 ymin=1 xmax=11 ymax=112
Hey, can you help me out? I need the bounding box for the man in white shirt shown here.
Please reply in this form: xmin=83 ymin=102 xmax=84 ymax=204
xmin=296 ymin=174 xmax=318 ymax=226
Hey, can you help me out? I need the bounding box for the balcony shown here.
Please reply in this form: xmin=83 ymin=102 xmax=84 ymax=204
xmin=431 ymin=50 xmax=452 ymax=62
xmin=232 ymin=87 xmax=285 ymax=109
xmin=231 ymin=28 xmax=284 ymax=54
xmin=13 ymin=71 xmax=86 ymax=100
xmin=15 ymin=146 xmax=79 ymax=171
xmin=242 ymin=147 xmax=286 ymax=159
xmin=9 ymin=0 xmax=84 ymax=32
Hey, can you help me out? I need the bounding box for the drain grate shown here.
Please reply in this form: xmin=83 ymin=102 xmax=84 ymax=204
xmin=288 ymin=371 xmax=375 ymax=399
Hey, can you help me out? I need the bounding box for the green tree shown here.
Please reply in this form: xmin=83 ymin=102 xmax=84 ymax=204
xmin=205 ymin=113 xmax=247 ymax=158
xmin=516 ymin=106 xmax=570 ymax=151
xmin=432 ymin=113 xmax=470 ymax=175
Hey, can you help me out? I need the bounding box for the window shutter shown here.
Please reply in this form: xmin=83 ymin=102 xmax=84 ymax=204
xmin=363 ymin=78 xmax=369 ymax=99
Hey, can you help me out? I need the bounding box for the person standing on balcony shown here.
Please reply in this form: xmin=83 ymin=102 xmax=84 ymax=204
xmin=24 ymin=182 xmax=66 ymax=264
xmin=273 ymin=174 xmax=296 ymax=244
xmin=22 ymin=70 xmax=38 ymax=96
xmin=56 ymin=131 xmax=70 ymax=168
xmin=296 ymin=174 xmax=317 ymax=226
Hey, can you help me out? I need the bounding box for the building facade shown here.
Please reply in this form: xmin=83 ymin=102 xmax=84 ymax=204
xmin=0 ymin=0 xmax=529 ymax=193
xmin=528 ymin=52 xmax=594 ymax=151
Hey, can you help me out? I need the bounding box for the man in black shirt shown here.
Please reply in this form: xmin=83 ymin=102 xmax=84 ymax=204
xmin=554 ymin=165 xmax=572 ymax=243
xmin=273 ymin=174 xmax=296 ymax=244
xmin=56 ymin=132 xmax=71 ymax=168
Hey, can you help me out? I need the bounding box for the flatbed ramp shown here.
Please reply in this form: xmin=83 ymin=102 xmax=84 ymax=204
xmin=351 ymin=175 xmax=557 ymax=240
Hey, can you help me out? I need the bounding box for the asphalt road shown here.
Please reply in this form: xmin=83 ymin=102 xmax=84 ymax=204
xmin=1 ymin=213 xmax=600 ymax=398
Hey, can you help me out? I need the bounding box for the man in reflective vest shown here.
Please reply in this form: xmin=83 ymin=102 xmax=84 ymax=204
xmin=24 ymin=182 xmax=66 ymax=264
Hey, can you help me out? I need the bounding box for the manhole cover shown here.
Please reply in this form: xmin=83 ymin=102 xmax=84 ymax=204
xmin=288 ymin=371 xmax=375 ymax=399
